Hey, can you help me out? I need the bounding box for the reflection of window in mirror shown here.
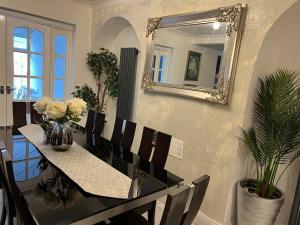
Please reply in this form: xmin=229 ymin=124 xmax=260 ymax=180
xmin=151 ymin=45 xmax=173 ymax=83
xmin=214 ymin=55 xmax=222 ymax=88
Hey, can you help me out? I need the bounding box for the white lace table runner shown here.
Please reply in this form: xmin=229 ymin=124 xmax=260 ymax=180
xmin=19 ymin=124 xmax=131 ymax=199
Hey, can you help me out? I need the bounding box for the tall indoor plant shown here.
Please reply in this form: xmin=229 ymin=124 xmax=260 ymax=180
xmin=238 ymin=69 xmax=300 ymax=225
xmin=86 ymin=48 xmax=119 ymax=112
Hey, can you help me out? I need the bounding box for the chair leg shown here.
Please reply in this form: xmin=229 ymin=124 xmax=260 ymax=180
xmin=148 ymin=201 xmax=156 ymax=225
xmin=0 ymin=205 xmax=6 ymax=225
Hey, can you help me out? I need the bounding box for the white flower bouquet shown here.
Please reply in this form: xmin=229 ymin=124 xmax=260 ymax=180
xmin=33 ymin=97 xmax=87 ymax=150
xmin=33 ymin=97 xmax=87 ymax=123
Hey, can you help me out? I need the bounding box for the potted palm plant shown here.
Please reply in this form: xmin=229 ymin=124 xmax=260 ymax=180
xmin=239 ymin=69 xmax=300 ymax=225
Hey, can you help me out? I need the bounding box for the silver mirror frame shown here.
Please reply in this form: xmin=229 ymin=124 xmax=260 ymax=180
xmin=141 ymin=4 xmax=247 ymax=104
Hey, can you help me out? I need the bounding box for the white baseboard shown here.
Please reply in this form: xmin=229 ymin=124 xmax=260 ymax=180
xmin=156 ymin=200 xmax=223 ymax=225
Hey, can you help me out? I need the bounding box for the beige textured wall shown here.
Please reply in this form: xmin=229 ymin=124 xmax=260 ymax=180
xmin=91 ymin=0 xmax=298 ymax=224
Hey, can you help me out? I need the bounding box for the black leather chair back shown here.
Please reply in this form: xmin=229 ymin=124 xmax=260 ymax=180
xmin=85 ymin=110 xmax=96 ymax=131
xmin=151 ymin=132 xmax=171 ymax=169
xmin=111 ymin=117 xmax=124 ymax=146
xmin=160 ymin=186 xmax=191 ymax=225
xmin=2 ymin=150 xmax=36 ymax=225
xmin=120 ymin=120 xmax=136 ymax=149
xmin=180 ymin=175 xmax=210 ymax=225
xmin=94 ymin=112 xmax=105 ymax=135
xmin=138 ymin=127 xmax=155 ymax=161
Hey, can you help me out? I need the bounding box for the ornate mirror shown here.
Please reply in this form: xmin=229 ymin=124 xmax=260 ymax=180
xmin=141 ymin=4 xmax=247 ymax=104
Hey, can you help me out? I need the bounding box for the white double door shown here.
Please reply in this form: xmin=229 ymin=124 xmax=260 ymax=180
xmin=0 ymin=16 xmax=71 ymax=126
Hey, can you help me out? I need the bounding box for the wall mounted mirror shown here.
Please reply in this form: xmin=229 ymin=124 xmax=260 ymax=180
xmin=142 ymin=4 xmax=247 ymax=104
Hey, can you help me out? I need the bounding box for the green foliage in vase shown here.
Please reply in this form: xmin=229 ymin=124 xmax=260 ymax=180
xmin=86 ymin=48 xmax=119 ymax=112
xmin=71 ymin=84 xmax=97 ymax=110
xmin=241 ymin=68 xmax=300 ymax=199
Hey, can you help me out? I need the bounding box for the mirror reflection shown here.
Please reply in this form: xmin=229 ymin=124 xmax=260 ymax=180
xmin=152 ymin=22 xmax=227 ymax=89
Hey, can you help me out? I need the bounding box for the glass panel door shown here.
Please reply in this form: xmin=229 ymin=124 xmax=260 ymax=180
xmin=50 ymin=28 xmax=72 ymax=101
xmin=6 ymin=17 xmax=50 ymax=126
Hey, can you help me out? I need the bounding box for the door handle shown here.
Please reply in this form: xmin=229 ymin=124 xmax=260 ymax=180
xmin=6 ymin=86 xmax=16 ymax=94
xmin=0 ymin=86 xmax=4 ymax=94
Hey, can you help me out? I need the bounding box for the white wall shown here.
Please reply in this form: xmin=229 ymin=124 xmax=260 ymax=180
xmin=156 ymin=29 xmax=219 ymax=88
xmin=91 ymin=1 xmax=299 ymax=224
xmin=0 ymin=0 xmax=93 ymax=89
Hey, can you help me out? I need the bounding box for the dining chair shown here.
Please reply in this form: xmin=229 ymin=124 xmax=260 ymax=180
xmin=120 ymin=120 xmax=136 ymax=149
xmin=109 ymin=185 xmax=191 ymax=225
xmin=0 ymin=146 xmax=15 ymax=225
xmin=135 ymin=130 xmax=172 ymax=224
xmin=138 ymin=127 xmax=156 ymax=161
xmin=111 ymin=117 xmax=124 ymax=146
xmin=85 ymin=110 xmax=96 ymax=132
xmin=2 ymin=149 xmax=36 ymax=225
xmin=13 ymin=102 xmax=27 ymax=127
xmin=93 ymin=112 xmax=105 ymax=135
xmin=180 ymin=175 xmax=210 ymax=225
xmin=111 ymin=117 xmax=136 ymax=149
xmin=151 ymin=132 xmax=172 ymax=169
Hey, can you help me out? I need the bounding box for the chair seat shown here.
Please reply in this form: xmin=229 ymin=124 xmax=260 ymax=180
xmin=110 ymin=212 xmax=150 ymax=225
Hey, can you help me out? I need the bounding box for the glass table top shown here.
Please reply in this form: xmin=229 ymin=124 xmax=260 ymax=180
xmin=0 ymin=124 xmax=183 ymax=225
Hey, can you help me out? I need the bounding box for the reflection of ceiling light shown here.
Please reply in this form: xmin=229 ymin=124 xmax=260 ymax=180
xmin=213 ymin=22 xmax=221 ymax=30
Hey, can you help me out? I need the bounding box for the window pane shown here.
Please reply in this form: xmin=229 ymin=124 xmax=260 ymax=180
xmin=13 ymin=77 xmax=27 ymax=100
xmin=13 ymin=27 xmax=28 ymax=50
xmin=28 ymin=159 xmax=40 ymax=179
xmin=158 ymin=70 xmax=164 ymax=82
xmin=159 ymin=55 xmax=166 ymax=70
xmin=29 ymin=143 xmax=40 ymax=158
xmin=30 ymin=54 xmax=43 ymax=76
xmin=13 ymin=141 xmax=27 ymax=160
xmin=30 ymin=78 xmax=43 ymax=100
xmin=54 ymin=35 xmax=67 ymax=55
xmin=13 ymin=161 xmax=26 ymax=181
xmin=14 ymin=52 xmax=27 ymax=75
xmin=54 ymin=57 xmax=66 ymax=77
xmin=53 ymin=79 xmax=65 ymax=99
xmin=30 ymin=29 xmax=44 ymax=53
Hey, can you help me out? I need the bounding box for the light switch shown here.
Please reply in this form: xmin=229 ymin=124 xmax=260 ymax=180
xmin=169 ymin=138 xmax=183 ymax=160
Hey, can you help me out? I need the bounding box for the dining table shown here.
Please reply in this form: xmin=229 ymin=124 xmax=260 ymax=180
xmin=0 ymin=124 xmax=183 ymax=225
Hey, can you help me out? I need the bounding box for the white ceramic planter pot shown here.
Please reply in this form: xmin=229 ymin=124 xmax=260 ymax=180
xmin=237 ymin=179 xmax=284 ymax=225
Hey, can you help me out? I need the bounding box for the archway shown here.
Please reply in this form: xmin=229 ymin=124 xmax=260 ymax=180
xmin=244 ymin=1 xmax=300 ymax=224
xmin=93 ymin=17 xmax=141 ymax=138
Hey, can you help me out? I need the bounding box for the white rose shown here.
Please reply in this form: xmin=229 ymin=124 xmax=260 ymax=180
xmin=46 ymin=101 xmax=67 ymax=120
xmin=66 ymin=98 xmax=87 ymax=118
xmin=33 ymin=97 xmax=53 ymax=114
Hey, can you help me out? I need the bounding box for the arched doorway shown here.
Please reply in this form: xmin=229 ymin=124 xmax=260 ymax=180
xmin=93 ymin=17 xmax=141 ymax=138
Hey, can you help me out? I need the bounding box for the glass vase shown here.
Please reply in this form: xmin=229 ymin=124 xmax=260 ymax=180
xmin=50 ymin=122 xmax=73 ymax=151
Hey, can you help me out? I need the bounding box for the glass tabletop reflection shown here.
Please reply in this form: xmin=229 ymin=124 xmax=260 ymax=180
xmin=0 ymin=125 xmax=183 ymax=225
